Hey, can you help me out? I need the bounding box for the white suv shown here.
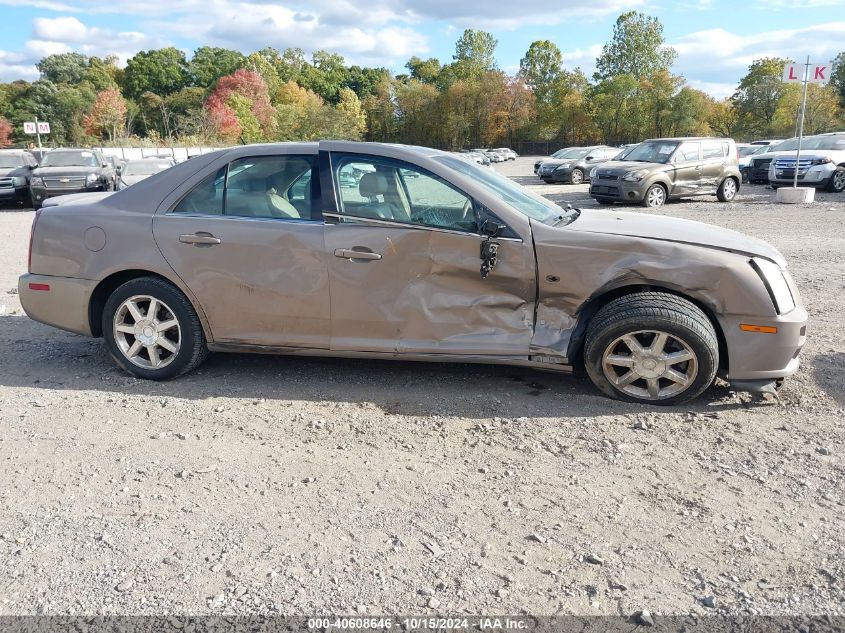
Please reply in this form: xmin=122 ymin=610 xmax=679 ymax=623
xmin=768 ymin=132 xmax=845 ymax=192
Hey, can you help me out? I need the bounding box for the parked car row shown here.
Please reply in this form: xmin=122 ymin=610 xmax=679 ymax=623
xmin=0 ymin=148 xmax=178 ymax=208
xmin=536 ymin=146 xmax=621 ymax=184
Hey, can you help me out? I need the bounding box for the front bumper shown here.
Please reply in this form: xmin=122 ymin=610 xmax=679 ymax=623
xmin=0 ymin=186 xmax=29 ymax=203
xmin=768 ymin=164 xmax=835 ymax=188
xmin=31 ymin=184 xmax=105 ymax=204
xmin=589 ymin=179 xmax=646 ymax=202
xmin=18 ymin=273 xmax=96 ymax=337
xmin=719 ymin=305 xmax=808 ymax=380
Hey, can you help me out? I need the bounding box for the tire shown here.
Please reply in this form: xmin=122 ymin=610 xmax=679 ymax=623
xmin=583 ymin=292 xmax=719 ymax=405
xmin=827 ymin=166 xmax=845 ymax=193
xmin=741 ymin=168 xmax=749 ymax=184
xmin=570 ymin=168 xmax=585 ymax=185
xmin=642 ymin=183 xmax=666 ymax=208
xmin=102 ymin=276 xmax=208 ymax=380
xmin=717 ymin=177 xmax=738 ymax=202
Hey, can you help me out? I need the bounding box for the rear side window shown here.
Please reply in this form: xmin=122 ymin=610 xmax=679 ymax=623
xmin=677 ymin=142 xmax=701 ymax=162
xmin=702 ymin=141 xmax=725 ymax=160
xmin=172 ymin=155 xmax=317 ymax=220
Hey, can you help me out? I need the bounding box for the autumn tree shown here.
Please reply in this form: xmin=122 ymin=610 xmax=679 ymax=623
xmin=774 ymin=83 xmax=841 ymax=136
xmin=830 ymin=51 xmax=845 ymax=108
xmin=84 ymin=87 xmax=128 ymax=141
xmin=0 ymin=116 xmax=12 ymax=147
xmin=450 ymin=30 xmax=498 ymax=82
xmin=732 ymin=58 xmax=787 ymax=138
xmin=205 ymin=69 xmax=275 ymax=141
xmin=519 ymin=40 xmax=564 ymax=107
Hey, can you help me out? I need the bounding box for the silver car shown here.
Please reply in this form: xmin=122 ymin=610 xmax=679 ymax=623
xmin=19 ymin=141 xmax=807 ymax=404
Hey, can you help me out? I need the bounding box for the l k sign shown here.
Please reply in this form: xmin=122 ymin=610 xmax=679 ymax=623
xmin=783 ymin=62 xmax=831 ymax=84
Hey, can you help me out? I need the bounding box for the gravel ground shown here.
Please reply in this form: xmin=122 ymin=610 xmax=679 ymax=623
xmin=0 ymin=157 xmax=843 ymax=617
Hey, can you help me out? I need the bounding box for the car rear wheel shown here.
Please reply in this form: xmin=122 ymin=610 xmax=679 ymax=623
xmin=642 ymin=184 xmax=666 ymax=208
xmin=717 ymin=177 xmax=738 ymax=202
xmin=570 ymin=169 xmax=584 ymax=185
xmin=584 ymin=292 xmax=719 ymax=405
xmin=828 ymin=166 xmax=845 ymax=193
xmin=103 ymin=276 xmax=208 ymax=380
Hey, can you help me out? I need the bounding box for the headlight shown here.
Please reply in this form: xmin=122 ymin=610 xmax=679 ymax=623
xmin=86 ymin=173 xmax=99 ymax=185
xmin=752 ymin=257 xmax=795 ymax=314
xmin=622 ymin=170 xmax=648 ymax=182
xmin=30 ymin=176 xmax=44 ymax=187
xmin=810 ymin=157 xmax=832 ymax=166
xmin=555 ymin=163 xmax=571 ymax=170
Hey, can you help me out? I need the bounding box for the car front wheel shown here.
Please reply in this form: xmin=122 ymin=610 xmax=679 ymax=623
xmin=102 ymin=276 xmax=208 ymax=380
xmin=570 ymin=168 xmax=584 ymax=185
xmin=642 ymin=183 xmax=666 ymax=208
xmin=584 ymin=292 xmax=719 ymax=405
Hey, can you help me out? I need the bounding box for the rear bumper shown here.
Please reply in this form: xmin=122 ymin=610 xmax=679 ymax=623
xmin=720 ymin=306 xmax=808 ymax=380
xmin=18 ymin=273 xmax=96 ymax=337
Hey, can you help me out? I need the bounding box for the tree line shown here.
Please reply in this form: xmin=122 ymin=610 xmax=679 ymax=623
xmin=1 ymin=12 xmax=844 ymax=150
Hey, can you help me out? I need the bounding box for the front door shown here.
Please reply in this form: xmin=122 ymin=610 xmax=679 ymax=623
xmin=153 ymin=153 xmax=331 ymax=349
xmin=670 ymin=141 xmax=703 ymax=196
xmin=323 ymin=152 xmax=536 ymax=356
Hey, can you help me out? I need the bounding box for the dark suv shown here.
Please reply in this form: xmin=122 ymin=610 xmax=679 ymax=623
xmin=0 ymin=150 xmax=39 ymax=206
xmin=589 ymin=137 xmax=742 ymax=208
xmin=538 ymin=146 xmax=620 ymax=184
xmin=30 ymin=148 xmax=116 ymax=209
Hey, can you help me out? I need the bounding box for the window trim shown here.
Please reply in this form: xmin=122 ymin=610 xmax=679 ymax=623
xmin=168 ymin=154 xmax=320 ymax=221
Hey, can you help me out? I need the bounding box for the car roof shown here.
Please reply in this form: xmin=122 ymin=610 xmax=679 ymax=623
xmin=645 ymin=137 xmax=732 ymax=142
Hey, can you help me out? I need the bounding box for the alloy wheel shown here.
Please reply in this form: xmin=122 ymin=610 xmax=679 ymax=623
xmin=646 ymin=186 xmax=665 ymax=207
xmin=601 ymin=330 xmax=699 ymax=401
xmin=722 ymin=179 xmax=737 ymax=200
xmin=571 ymin=169 xmax=584 ymax=185
xmin=113 ymin=295 xmax=182 ymax=370
xmin=833 ymin=169 xmax=845 ymax=192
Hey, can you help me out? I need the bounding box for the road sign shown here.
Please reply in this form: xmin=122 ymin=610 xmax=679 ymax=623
xmin=783 ymin=62 xmax=830 ymax=84
xmin=23 ymin=122 xmax=36 ymax=134
xmin=37 ymin=121 xmax=50 ymax=134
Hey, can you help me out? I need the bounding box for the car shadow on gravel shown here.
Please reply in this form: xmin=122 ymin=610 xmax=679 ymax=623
xmin=0 ymin=314 xmax=748 ymax=419
xmin=811 ymin=351 xmax=845 ymax=405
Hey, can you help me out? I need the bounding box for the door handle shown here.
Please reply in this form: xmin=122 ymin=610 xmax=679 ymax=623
xmin=334 ymin=248 xmax=382 ymax=260
xmin=179 ymin=233 xmax=221 ymax=245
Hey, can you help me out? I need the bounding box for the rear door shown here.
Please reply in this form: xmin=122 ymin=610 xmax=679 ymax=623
xmin=153 ymin=152 xmax=331 ymax=349
xmin=700 ymin=140 xmax=730 ymax=191
xmin=323 ymin=151 xmax=536 ymax=356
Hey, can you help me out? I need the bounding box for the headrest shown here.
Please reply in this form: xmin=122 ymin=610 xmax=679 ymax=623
xmin=359 ymin=171 xmax=388 ymax=198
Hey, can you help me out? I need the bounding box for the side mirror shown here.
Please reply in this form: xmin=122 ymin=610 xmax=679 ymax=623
xmin=480 ymin=219 xmax=505 ymax=237
xmin=585 ymin=156 xmax=594 ymax=161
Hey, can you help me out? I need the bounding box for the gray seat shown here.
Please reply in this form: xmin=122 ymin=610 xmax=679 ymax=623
xmin=358 ymin=172 xmax=408 ymax=220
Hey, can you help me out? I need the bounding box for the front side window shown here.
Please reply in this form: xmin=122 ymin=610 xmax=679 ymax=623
xmin=172 ymin=155 xmax=316 ymax=219
xmin=333 ymin=155 xmax=477 ymax=233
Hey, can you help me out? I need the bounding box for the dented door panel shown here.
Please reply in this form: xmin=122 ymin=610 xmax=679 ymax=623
xmin=325 ymin=222 xmax=535 ymax=355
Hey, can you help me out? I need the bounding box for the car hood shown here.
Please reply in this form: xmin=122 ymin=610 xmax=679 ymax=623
xmin=119 ymin=174 xmax=150 ymax=186
xmin=33 ymin=166 xmax=100 ymax=176
xmin=42 ymin=191 xmax=113 ymax=207
xmin=769 ymin=149 xmax=843 ymax=160
xmin=568 ymin=209 xmax=786 ymax=265
xmin=0 ymin=167 xmax=30 ymax=177
xmin=591 ymin=160 xmax=669 ymax=176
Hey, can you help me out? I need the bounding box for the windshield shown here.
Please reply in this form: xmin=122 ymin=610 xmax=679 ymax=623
xmin=739 ymin=146 xmax=765 ymax=157
xmin=805 ymin=135 xmax=845 ymax=150
xmin=437 ymin=155 xmax=571 ymax=225
xmin=41 ymin=151 xmax=99 ymax=167
xmin=123 ymin=161 xmax=171 ymax=176
xmin=620 ymin=141 xmax=679 ymax=163
xmin=0 ymin=154 xmax=26 ymax=168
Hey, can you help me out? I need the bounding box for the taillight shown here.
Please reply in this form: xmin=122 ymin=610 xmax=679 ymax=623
xmin=28 ymin=209 xmax=41 ymax=273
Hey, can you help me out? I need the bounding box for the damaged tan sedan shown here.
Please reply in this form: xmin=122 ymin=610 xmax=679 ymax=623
xmin=19 ymin=142 xmax=807 ymax=404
